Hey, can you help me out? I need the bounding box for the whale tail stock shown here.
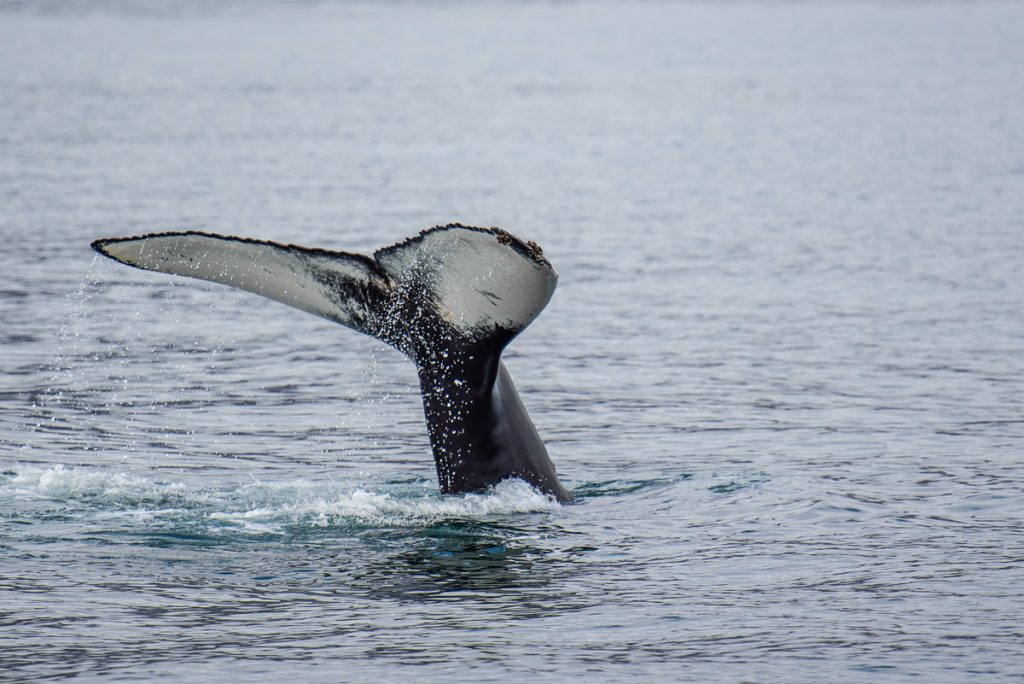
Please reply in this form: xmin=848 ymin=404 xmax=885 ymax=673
xmin=91 ymin=224 xmax=571 ymax=502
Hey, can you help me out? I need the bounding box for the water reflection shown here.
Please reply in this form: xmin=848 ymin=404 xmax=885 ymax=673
xmin=338 ymin=520 xmax=593 ymax=618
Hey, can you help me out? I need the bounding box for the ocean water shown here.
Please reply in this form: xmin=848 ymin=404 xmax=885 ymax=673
xmin=2 ymin=1 xmax=1024 ymax=681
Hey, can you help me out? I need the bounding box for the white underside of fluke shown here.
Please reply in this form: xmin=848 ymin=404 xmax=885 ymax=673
xmin=375 ymin=226 xmax=557 ymax=337
xmin=94 ymin=232 xmax=386 ymax=330
xmin=93 ymin=224 xmax=558 ymax=344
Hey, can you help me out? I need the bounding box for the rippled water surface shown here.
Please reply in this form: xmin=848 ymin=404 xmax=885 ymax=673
xmin=3 ymin=1 xmax=1024 ymax=681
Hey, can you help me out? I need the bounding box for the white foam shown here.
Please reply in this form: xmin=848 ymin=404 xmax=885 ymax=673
xmin=210 ymin=478 xmax=560 ymax=529
xmin=10 ymin=464 xmax=203 ymax=506
xmin=3 ymin=465 xmax=561 ymax=534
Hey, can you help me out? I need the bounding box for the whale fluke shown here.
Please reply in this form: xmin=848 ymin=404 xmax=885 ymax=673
xmin=91 ymin=224 xmax=572 ymax=502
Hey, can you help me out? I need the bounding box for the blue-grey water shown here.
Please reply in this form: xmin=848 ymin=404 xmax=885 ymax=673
xmin=2 ymin=1 xmax=1024 ymax=681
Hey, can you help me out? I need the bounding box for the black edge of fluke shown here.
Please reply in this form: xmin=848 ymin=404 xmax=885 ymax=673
xmin=373 ymin=223 xmax=553 ymax=269
xmin=90 ymin=230 xmax=387 ymax=277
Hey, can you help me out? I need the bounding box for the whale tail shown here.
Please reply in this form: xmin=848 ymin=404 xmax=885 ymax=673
xmin=92 ymin=223 xmax=569 ymax=501
xmin=91 ymin=223 xmax=557 ymax=359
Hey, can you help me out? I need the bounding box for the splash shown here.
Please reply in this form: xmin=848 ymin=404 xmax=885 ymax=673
xmin=2 ymin=465 xmax=562 ymax=537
